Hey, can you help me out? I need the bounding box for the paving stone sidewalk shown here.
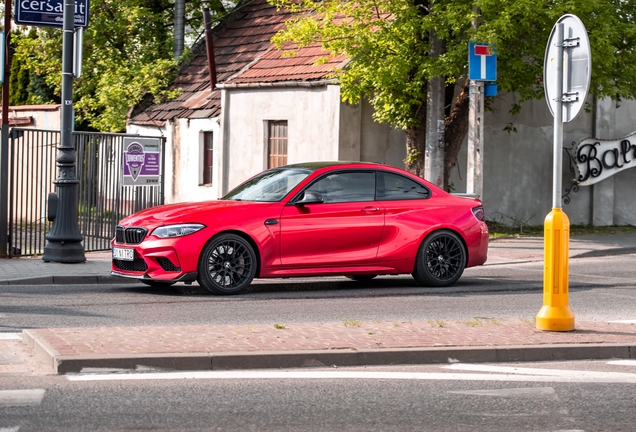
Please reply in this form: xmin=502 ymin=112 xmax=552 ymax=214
xmin=22 ymin=319 xmax=636 ymax=374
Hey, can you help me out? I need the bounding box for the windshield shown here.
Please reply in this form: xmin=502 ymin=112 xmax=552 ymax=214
xmin=222 ymin=168 xmax=311 ymax=202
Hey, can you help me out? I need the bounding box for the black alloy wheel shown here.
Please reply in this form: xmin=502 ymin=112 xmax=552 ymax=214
xmin=197 ymin=233 xmax=257 ymax=295
xmin=412 ymin=230 xmax=466 ymax=287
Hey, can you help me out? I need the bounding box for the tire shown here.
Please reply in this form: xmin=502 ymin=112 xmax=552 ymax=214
xmin=140 ymin=280 xmax=176 ymax=288
xmin=197 ymin=233 xmax=257 ymax=295
xmin=346 ymin=275 xmax=378 ymax=282
xmin=412 ymin=230 xmax=466 ymax=287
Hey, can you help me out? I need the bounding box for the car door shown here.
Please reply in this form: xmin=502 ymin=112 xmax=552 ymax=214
xmin=279 ymin=171 xmax=385 ymax=268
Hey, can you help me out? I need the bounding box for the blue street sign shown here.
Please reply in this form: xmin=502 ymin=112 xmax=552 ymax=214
xmin=468 ymin=42 xmax=496 ymax=81
xmin=14 ymin=0 xmax=90 ymax=28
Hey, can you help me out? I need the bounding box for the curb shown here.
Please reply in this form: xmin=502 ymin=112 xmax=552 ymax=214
xmin=22 ymin=330 xmax=636 ymax=375
xmin=0 ymin=275 xmax=133 ymax=286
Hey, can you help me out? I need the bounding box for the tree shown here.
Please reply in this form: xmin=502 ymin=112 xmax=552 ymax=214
xmin=269 ymin=0 xmax=636 ymax=189
xmin=11 ymin=0 xmax=231 ymax=132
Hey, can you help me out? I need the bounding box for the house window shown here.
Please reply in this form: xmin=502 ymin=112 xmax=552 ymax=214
xmin=267 ymin=120 xmax=288 ymax=168
xmin=202 ymin=131 xmax=213 ymax=185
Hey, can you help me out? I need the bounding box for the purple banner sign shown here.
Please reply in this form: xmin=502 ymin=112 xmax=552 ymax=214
xmin=122 ymin=137 xmax=162 ymax=186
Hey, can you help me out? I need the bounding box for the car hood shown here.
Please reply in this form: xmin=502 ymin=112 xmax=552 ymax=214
xmin=118 ymin=200 xmax=273 ymax=228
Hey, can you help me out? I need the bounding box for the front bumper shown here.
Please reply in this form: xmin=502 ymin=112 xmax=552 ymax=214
xmin=111 ymin=233 xmax=206 ymax=282
xmin=111 ymin=270 xmax=198 ymax=283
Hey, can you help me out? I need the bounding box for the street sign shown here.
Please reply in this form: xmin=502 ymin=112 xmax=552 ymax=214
xmin=14 ymin=0 xmax=90 ymax=28
xmin=468 ymin=42 xmax=496 ymax=81
xmin=544 ymin=14 xmax=591 ymax=123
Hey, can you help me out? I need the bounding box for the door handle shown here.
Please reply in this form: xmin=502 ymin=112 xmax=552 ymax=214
xmin=361 ymin=207 xmax=380 ymax=213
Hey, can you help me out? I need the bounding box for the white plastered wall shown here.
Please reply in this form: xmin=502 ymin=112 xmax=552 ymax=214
xmin=221 ymin=84 xmax=343 ymax=193
xmin=127 ymin=116 xmax=219 ymax=204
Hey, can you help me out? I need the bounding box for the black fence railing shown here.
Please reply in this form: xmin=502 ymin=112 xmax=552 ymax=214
xmin=3 ymin=128 xmax=165 ymax=257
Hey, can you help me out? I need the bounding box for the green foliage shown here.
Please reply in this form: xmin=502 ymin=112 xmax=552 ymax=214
xmin=11 ymin=0 xmax=231 ymax=132
xmin=269 ymin=0 xmax=636 ymax=133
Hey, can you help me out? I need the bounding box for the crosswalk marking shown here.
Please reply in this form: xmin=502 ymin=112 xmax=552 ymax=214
xmin=607 ymin=320 xmax=636 ymax=324
xmin=0 ymin=427 xmax=21 ymax=432
xmin=0 ymin=389 xmax=45 ymax=407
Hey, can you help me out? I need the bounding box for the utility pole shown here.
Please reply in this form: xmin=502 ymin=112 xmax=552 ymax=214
xmin=424 ymin=32 xmax=444 ymax=189
xmin=42 ymin=0 xmax=86 ymax=263
xmin=467 ymin=12 xmax=484 ymax=198
xmin=466 ymin=81 xmax=484 ymax=197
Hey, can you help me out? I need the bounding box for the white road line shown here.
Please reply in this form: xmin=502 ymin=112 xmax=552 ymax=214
xmin=0 ymin=333 xmax=22 ymax=341
xmin=607 ymin=320 xmax=636 ymax=324
xmin=0 ymin=427 xmax=20 ymax=432
xmin=0 ymin=390 xmax=45 ymax=407
xmin=448 ymin=387 xmax=556 ymax=397
xmin=607 ymin=360 xmax=636 ymax=366
xmin=67 ymin=369 xmax=636 ymax=383
xmin=444 ymin=363 xmax=636 ymax=382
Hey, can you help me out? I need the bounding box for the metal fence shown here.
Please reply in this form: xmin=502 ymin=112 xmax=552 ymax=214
xmin=3 ymin=128 xmax=165 ymax=257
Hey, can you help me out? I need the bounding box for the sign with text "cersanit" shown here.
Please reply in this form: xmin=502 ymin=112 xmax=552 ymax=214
xmin=14 ymin=0 xmax=90 ymax=28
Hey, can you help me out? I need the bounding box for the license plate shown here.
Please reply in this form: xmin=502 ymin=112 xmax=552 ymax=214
xmin=112 ymin=247 xmax=134 ymax=261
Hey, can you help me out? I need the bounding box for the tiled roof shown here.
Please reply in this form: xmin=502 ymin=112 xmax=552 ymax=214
xmin=128 ymin=0 xmax=347 ymax=127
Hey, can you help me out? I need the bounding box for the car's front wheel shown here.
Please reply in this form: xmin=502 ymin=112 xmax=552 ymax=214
xmin=412 ymin=230 xmax=466 ymax=287
xmin=197 ymin=233 xmax=257 ymax=295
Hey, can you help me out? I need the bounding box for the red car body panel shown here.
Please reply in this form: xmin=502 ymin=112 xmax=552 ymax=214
xmin=111 ymin=162 xmax=488 ymax=285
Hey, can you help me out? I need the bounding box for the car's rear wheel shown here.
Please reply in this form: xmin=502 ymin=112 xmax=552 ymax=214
xmin=197 ymin=233 xmax=257 ymax=295
xmin=412 ymin=230 xmax=466 ymax=287
xmin=346 ymin=275 xmax=378 ymax=282
xmin=140 ymin=280 xmax=175 ymax=288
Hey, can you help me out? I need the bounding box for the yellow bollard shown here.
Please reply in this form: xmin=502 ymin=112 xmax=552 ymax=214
xmin=536 ymin=208 xmax=575 ymax=331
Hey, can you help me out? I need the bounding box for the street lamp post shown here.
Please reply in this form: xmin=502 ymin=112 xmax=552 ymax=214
xmin=42 ymin=0 xmax=85 ymax=263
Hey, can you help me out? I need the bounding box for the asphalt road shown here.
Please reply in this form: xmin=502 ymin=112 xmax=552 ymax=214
xmin=1 ymin=254 xmax=635 ymax=332
xmin=2 ymin=359 xmax=636 ymax=431
xmin=2 ymin=254 xmax=635 ymax=431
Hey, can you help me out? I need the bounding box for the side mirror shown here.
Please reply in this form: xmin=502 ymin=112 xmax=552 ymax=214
xmin=295 ymin=191 xmax=324 ymax=205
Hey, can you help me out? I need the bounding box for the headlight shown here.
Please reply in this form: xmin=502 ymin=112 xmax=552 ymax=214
xmin=152 ymin=223 xmax=205 ymax=238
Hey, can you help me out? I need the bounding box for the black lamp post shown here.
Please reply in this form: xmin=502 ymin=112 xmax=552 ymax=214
xmin=42 ymin=0 xmax=86 ymax=263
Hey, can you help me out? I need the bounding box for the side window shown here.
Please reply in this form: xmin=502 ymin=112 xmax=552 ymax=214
xmin=306 ymin=172 xmax=375 ymax=203
xmin=376 ymin=171 xmax=430 ymax=200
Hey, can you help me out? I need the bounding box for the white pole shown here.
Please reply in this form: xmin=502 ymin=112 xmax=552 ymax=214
xmin=552 ymin=23 xmax=564 ymax=209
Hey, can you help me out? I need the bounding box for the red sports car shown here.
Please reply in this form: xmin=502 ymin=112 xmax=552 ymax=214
xmin=112 ymin=162 xmax=488 ymax=294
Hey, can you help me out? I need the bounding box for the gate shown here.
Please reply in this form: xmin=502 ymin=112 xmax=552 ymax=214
xmin=3 ymin=128 xmax=165 ymax=257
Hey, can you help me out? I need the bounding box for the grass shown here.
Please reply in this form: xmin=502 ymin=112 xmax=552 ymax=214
xmin=428 ymin=319 xmax=446 ymax=328
xmin=464 ymin=318 xmax=482 ymax=327
xmin=343 ymin=317 xmax=361 ymax=328
xmin=487 ymin=221 xmax=636 ymax=239
xmin=274 ymin=324 xmax=285 ymax=329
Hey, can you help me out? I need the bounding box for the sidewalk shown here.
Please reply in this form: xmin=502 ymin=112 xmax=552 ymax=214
xmin=3 ymin=234 xmax=636 ymax=374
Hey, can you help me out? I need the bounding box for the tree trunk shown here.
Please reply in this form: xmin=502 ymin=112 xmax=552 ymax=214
xmin=443 ymin=81 xmax=470 ymax=190
xmin=404 ymin=103 xmax=427 ymax=177
xmin=405 ymin=125 xmax=426 ymax=177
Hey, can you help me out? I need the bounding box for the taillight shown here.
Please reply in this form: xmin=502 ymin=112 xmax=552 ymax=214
xmin=472 ymin=205 xmax=485 ymax=221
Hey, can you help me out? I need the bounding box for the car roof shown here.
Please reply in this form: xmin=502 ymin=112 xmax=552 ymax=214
xmin=281 ymin=161 xmax=384 ymax=171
